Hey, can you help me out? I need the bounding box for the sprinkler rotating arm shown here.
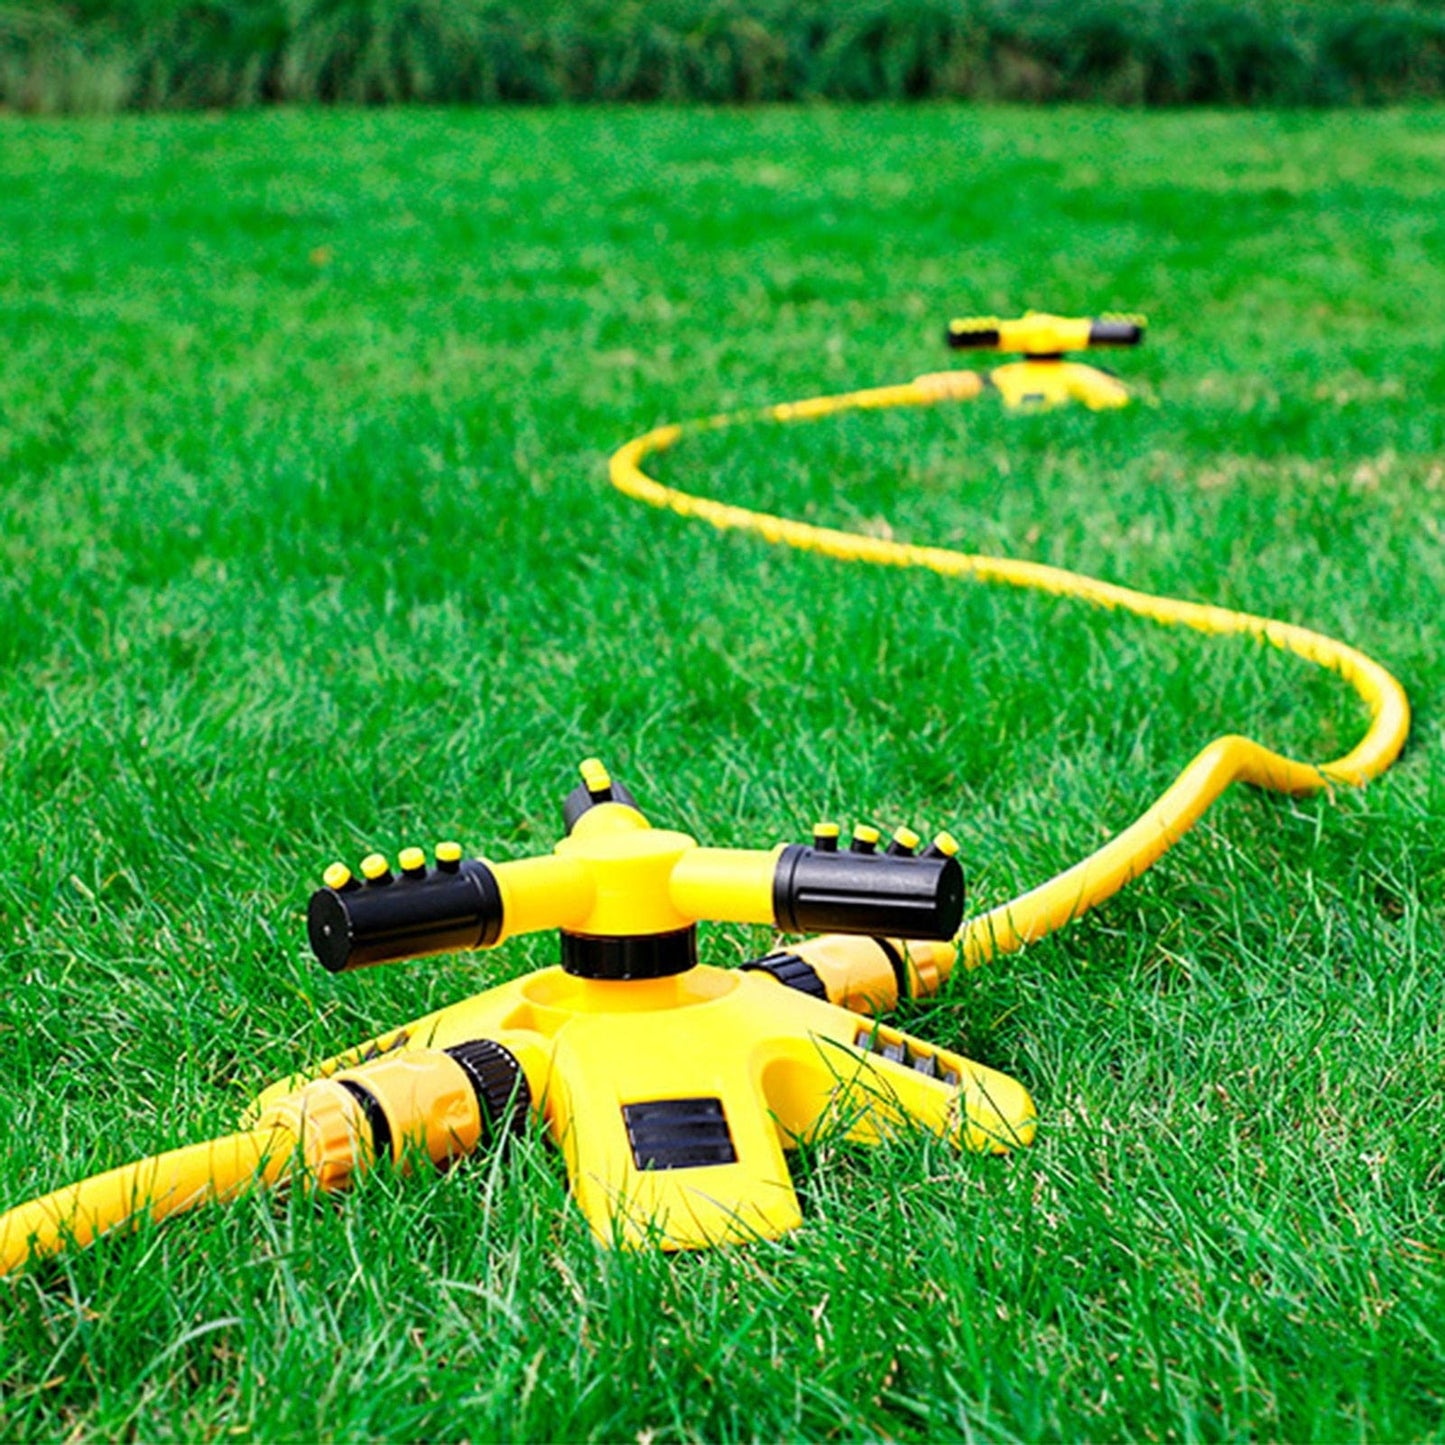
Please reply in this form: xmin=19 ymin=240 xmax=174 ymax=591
xmin=945 ymin=311 xmax=1145 ymax=354
xmin=308 ymin=798 xmax=966 ymax=977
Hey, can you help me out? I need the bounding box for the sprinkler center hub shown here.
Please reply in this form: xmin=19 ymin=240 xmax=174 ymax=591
xmin=552 ymin=809 xmax=702 ymax=979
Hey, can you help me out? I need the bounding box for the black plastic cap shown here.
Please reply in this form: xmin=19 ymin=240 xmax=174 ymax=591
xmin=307 ymin=857 xmax=504 ymax=973
xmin=946 ymin=323 xmax=1001 ymax=351
xmin=1088 ymin=319 xmax=1144 ymax=347
xmin=562 ymin=777 xmax=640 ymax=833
xmin=771 ymin=844 xmax=964 ymax=939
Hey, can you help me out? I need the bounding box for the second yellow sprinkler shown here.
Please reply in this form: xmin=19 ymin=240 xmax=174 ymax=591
xmin=914 ymin=309 xmax=1147 ymax=410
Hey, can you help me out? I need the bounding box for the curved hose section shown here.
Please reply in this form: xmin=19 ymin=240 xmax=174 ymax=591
xmin=609 ymin=379 xmax=1411 ymax=971
xmin=0 ymin=1127 xmax=292 ymax=1274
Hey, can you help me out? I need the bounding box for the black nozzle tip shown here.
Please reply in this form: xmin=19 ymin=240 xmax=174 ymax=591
xmin=772 ymin=844 xmax=965 ymax=940
xmin=305 ymin=857 xmax=504 ymax=973
xmin=946 ymin=324 xmax=1001 ymax=351
xmin=308 ymin=888 xmax=354 ymax=973
xmin=1088 ymin=319 xmax=1144 ymax=347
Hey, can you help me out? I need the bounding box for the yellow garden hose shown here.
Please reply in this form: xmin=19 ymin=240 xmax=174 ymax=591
xmin=0 ymin=1044 xmax=484 ymax=1272
xmin=0 ymin=1129 xmax=291 ymax=1275
xmin=608 ymin=376 xmax=1411 ymax=972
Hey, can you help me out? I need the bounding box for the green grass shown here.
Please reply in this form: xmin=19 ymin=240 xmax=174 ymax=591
xmin=1 ymin=105 xmax=1443 ymax=1440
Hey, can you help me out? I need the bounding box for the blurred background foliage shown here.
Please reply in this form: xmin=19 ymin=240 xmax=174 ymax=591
xmin=3 ymin=0 xmax=1445 ymax=113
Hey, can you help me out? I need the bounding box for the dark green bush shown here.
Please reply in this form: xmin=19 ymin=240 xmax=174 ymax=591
xmin=4 ymin=0 xmax=1445 ymax=111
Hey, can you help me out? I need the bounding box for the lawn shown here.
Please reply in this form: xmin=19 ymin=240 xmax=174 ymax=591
xmin=0 ymin=104 xmax=1443 ymax=1440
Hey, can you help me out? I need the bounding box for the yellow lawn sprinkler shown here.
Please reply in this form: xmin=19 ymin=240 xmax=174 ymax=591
xmin=0 ymin=760 xmax=1032 ymax=1265
xmin=0 ymin=312 xmax=1410 ymax=1271
xmin=914 ymin=310 xmax=1146 ymax=410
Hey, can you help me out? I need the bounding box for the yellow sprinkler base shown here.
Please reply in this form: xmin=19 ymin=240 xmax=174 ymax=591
xmin=253 ymin=960 xmax=1033 ymax=1253
xmin=266 ymin=779 xmax=1034 ymax=1252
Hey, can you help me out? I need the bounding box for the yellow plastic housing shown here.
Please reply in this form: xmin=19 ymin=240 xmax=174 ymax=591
xmin=987 ymin=358 xmax=1132 ymax=410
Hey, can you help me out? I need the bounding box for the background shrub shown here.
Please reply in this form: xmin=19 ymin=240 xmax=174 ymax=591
xmin=3 ymin=0 xmax=1445 ymax=112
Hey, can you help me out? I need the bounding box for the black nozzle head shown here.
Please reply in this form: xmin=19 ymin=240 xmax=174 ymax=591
xmin=308 ymin=855 xmax=504 ymax=972
xmin=562 ymin=762 xmax=640 ymax=833
xmin=772 ymin=843 xmax=964 ymax=940
xmin=1088 ymin=318 xmax=1144 ymax=347
xmin=946 ymin=322 xmax=1001 ymax=351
